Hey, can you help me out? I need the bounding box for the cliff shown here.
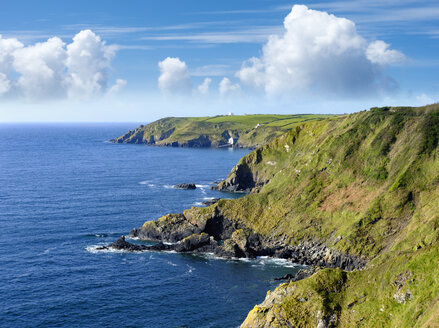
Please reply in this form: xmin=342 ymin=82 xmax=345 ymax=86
xmin=114 ymin=105 xmax=439 ymax=327
xmin=110 ymin=114 xmax=331 ymax=149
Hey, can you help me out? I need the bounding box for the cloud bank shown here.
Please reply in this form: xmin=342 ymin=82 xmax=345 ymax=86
xmin=236 ymin=5 xmax=406 ymax=97
xmin=0 ymin=29 xmax=121 ymax=100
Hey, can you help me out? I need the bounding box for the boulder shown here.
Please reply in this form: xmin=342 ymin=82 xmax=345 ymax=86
xmin=99 ymin=236 xmax=147 ymax=252
xmin=174 ymin=183 xmax=197 ymax=190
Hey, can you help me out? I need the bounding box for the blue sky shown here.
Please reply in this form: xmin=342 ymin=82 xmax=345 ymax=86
xmin=0 ymin=0 xmax=438 ymax=122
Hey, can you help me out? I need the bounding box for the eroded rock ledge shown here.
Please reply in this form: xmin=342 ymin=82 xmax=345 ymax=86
xmin=104 ymin=208 xmax=366 ymax=272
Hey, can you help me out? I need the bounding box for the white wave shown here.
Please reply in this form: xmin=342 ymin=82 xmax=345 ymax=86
xmin=193 ymin=202 xmax=204 ymax=206
xmin=38 ymin=247 xmax=56 ymax=255
xmin=139 ymin=181 xmax=156 ymax=187
xmin=163 ymin=184 xmax=174 ymax=189
xmin=167 ymin=261 xmax=178 ymax=267
xmin=256 ymin=256 xmax=299 ymax=268
xmin=200 ymin=253 xmax=299 ymax=267
xmin=85 ymin=245 xmax=142 ymax=254
xmin=203 ymin=197 xmax=215 ymax=200
xmin=196 ymin=184 xmax=210 ymax=188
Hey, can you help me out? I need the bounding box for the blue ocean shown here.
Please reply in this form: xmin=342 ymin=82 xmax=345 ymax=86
xmin=0 ymin=124 xmax=300 ymax=328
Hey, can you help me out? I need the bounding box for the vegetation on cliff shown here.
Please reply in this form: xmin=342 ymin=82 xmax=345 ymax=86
xmin=221 ymin=104 xmax=439 ymax=327
xmin=128 ymin=104 xmax=439 ymax=327
xmin=110 ymin=114 xmax=331 ymax=149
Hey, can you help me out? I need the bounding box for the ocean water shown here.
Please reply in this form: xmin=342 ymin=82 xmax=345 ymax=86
xmin=0 ymin=124 xmax=301 ymax=328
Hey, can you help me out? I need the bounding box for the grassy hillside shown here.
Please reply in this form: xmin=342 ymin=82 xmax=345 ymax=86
xmin=127 ymin=105 xmax=439 ymax=326
xmin=212 ymin=104 xmax=439 ymax=327
xmin=110 ymin=114 xmax=332 ymax=149
xmin=135 ymin=105 xmax=439 ymax=327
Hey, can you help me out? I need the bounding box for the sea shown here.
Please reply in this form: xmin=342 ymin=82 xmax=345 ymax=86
xmin=0 ymin=123 xmax=301 ymax=328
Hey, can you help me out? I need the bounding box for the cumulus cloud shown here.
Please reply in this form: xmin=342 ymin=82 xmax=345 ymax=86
xmin=0 ymin=73 xmax=10 ymax=95
xmin=158 ymin=57 xmax=192 ymax=94
xmin=66 ymin=30 xmax=115 ymax=99
xmin=236 ymin=5 xmax=405 ymax=96
xmin=13 ymin=37 xmax=67 ymax=99
xmin=108 ymin=78 xmax=127 ymax=94
xmin=366 ymin=40 xmax=406 ymax=66
xmin=219 ymin=77 xmax=241 ymax=96
xmin=0 ymin=30 xmax=119 ymax=100
xmin=197 ymin=77 xmax=211 ymax=95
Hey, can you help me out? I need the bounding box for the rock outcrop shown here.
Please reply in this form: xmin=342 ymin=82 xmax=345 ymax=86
xmin=174 ymin=183 xmax=196 ymax=190
xmin=106 ymin=208 xmax=365 ymax=271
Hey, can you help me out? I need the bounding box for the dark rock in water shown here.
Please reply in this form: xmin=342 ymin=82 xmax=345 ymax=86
xmin=98 ymin=236 xmax=147 ymax=252
xmin=201 ymin=198 xmax=220 ymax=206
xmin=116 ymin=209 xmax=366 ymax=271
xmin=148 ymin=241 xmax=173 ymax=251
xmin=174 ymin=183 xmax=196 ymax=190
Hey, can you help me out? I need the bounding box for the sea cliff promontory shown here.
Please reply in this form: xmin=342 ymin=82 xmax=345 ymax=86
xmin=110 ymin=114 xmax=331 ymax=149
xmin=108 ymin=105 xmax=439 ymax=327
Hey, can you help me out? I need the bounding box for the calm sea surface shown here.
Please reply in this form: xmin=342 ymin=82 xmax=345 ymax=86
xmin=0 ymin=124 xmax=300 ymax=328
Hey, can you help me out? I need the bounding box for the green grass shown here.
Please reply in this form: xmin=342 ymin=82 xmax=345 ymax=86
xmin=112 ymin=114 xmax=332 ymax=148
xmin=209 ymin=105 xmax=439 ymax=327
xmin=131 ymin=104 xmax=439 ymax=327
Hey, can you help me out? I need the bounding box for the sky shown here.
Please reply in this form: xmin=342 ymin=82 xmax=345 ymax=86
xmin=0 ymin=0 xmax=438 ymax=122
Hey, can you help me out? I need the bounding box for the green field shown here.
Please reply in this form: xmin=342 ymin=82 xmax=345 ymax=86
xmin=111 ymin=114 xmax=333 ymax=149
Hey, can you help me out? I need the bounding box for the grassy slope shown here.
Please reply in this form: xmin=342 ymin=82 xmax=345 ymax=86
xmin=111 ymin=114 xmax=332 ymax=148
xmin=133 ymin=105 xmax=439 ymax=326
xmin=224 ymin=105 xmax=439 ymax=327
xmin=168 ymin=105 xmax=438 ymax=327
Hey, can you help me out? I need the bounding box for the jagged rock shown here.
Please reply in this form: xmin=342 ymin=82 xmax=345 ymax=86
xmin=232 ymin=229 xmax=249 ymax=252
xmin=98 ymin=236 xmax=147 ymax=252
xmin=129 ymin=214 xmax=201 ymax=243
xmin=123 ymin=209 xmax=365 ymax=271
xmin=175 ymin=233 xmax=211 ymax=252
xmin=174 ymin=183 xmax=196 ymax=190
xmin=201 ymin=198 xmax=220 ymax=206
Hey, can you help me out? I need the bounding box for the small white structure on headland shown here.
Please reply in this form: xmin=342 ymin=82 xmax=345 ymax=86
xmin=255 ymin=123 xmax=261 ymax=128
xmin=228 ymin=112 xmax=233 ymax=116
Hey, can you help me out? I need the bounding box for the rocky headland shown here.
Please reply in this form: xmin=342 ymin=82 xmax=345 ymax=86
xmin=105 ymin=105 xmax=439 ymax=327
xmin=109 ymin=114 xmax=331 ymax=149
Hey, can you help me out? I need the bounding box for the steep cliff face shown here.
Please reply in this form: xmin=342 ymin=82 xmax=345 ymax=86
xmin=110 ymin=114 xmax=332 ymax=149
xmin=214 ymin=105 xmax=439 ymax=327
xmin=122 ymin=105 xmax=439 ymax=327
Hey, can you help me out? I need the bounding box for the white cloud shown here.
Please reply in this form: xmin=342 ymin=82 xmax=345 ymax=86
xmin=0 ymin=73 xmax=10 ymax=95
xmin=158 ymin=57 xmax=191 ymax=94
xmin=0 ymin=30 xmax=118 ymax=101
xmin=219 ymin=77 xmax=241 ymax=96
xmin=108 ymin=79 xmax=127 ymax=94
xmin=236 ymin=5 xmax=404 ymax=96
xmin=366 ymin=40 xmax=406 ymax=65
xmin=0 ymin=35 xmax=23 ymax=73
xmin=13 ymin=37 xmax=67 ymax=99
xmin=66 ymin=29 xmax=115 ymax=99
xmin=197 ymin=78 xmax=211 ymax=95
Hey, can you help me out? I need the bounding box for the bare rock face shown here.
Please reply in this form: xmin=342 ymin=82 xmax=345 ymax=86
xmin=130 ymin=214 xmax=202 ymax=243
xmin=212 ymin=162 xmax=255 ymax=193
xmin=119 ymin=208 xmax=366 ymax=271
